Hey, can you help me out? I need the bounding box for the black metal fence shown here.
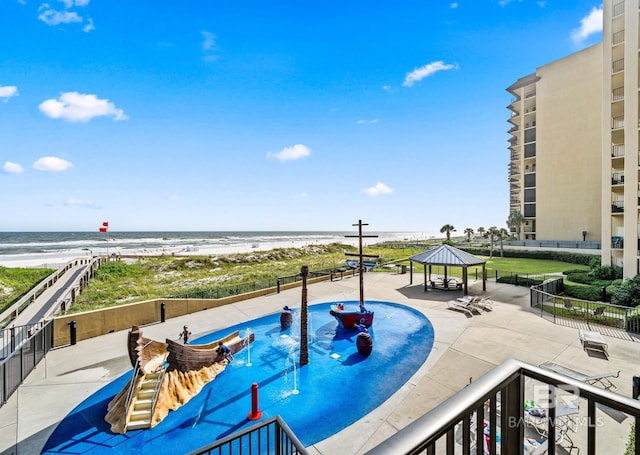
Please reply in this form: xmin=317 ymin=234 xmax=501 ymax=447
xmin=170 ymin=266 xmax=357 ymax=300
xmin=530 ymin=284 xmax=640 ymax=338
xmin=188 ymin=415 xmax=308 ymax=455
xmin=0 ymin=320 xmax=54 ymax=406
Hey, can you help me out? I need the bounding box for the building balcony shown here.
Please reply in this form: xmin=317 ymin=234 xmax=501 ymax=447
xmin=612 ymin=201 xmax=624 ymax=213
xmin=524 ymin=90 xmax=536 ymax=99
xmin=367 ymin=359 xmax=640 ymax=455
xmin=612 ymin=236 xmax=624 ymax=249
xmin=612 ymin=29 xmax=625 ymax=45
xmin=612 ymin=144 xmax=625 ymax=157
xmin=611 ymin=116 xmax=624 ymax=129
xmin=611 ymin=173 xmax=624 ymax=185
xmin=612 ymin=86 xmax=624 ymax=101
xmin=612 ymin=58 xmax=624 ymax=73
xmin=612 ymin=0 xmax=624 ymax=17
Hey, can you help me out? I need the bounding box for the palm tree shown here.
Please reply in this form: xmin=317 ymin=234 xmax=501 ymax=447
xmin=464 ymin=228 xmax=474 ymax=243
xmin=440 ymin=224 xmax=456 ymax=241
xmin=477 ymin=227 xmax=485 ymax=238
xmin=497 ymin=228 xmax=509 ymax=257
xmin=485 ymin=226 xmax=499 ymax=258
xmin=506 ymin=210 xmax=525 ymax=240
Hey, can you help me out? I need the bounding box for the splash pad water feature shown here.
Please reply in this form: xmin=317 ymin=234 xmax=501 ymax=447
xmin=42 ymin=301 xmax=434 ymax=454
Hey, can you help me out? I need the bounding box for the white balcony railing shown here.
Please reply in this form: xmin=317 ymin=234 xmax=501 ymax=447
xmin=612 ymin=144 xmax=625 ymax=157
xmin=612 ymin=116 xmax=624 ymax=129
xmin=612 ymin=86 xmax=624 ymax=101
xmin=612 ymin=29 xmax=625 ymax=45
xmin=612 ymin=58 xmax=624 ymax=73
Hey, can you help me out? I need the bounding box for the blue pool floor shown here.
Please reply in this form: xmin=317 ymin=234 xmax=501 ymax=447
xmin=42 ymin=300 xmax=435 ymax=454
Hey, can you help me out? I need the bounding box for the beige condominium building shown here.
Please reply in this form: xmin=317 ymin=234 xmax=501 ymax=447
xmin=508 ymin=0 xmax=640 ymax=279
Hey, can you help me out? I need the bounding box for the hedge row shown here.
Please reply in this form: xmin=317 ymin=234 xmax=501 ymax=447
xmin=496 ymin=275 xmax=543 ymax=287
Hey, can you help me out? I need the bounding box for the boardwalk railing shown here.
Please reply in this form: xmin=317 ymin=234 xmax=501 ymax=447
xmin=0 ymin=320 xmax=54 ymax=406
xmin=188 ymin=415 xmax=308 ymax=455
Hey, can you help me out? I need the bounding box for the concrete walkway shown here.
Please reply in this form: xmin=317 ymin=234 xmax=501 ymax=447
xmin=0 ymin=271 xmax=638 ymax=455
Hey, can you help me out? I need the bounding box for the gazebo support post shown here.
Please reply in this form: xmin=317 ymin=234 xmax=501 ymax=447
xmin=423 ymin=265 xmax=427 ymax=292
xmin=482 ymin=264 xmax=487 ymax=291
xmin=463 ymin=267 xmax=468 ymax=295
xmin=409 ymin=260 xmax=413 ymax=284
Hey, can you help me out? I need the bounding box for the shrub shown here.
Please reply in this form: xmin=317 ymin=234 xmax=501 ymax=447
xmin=611 ymin=275 xmax=640 ymax=307
xmin=562 ymin=283 xmax=603 ymax=301
xmin=591 ymin=265 xmax=623 ymax=280
xmin=497 ymin=275 xmax=543 ymax=286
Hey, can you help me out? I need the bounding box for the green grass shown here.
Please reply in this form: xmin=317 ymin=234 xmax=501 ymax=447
xmin=69 ymin=243 xmax=425 ymax=312
xmin=410 ymin=256 xmax=588 ymax=279
xmin=0 ymin=266 xmax=55 ymax=314
xmin=3 ymin=243 xmax=593 ymax=315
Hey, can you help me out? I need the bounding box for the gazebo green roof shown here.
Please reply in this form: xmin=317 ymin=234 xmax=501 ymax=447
xmin=409 ymin=244 xmax=486 ymax=267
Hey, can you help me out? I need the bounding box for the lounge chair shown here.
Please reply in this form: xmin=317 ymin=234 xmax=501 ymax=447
xmin=447 ymin=300 xmax=477 ymax=317
xmin=562 ymin=299 xmax=584 ymax=314
xmin=539 ymin=361 xmax=619 ymax=390
xmin=525 ymin=438 xmax=548 ymax=455
xmin=591 ymin=306 xmax=606 ymax=319
xmin=579 ymin=329 xmax=609 ymax=359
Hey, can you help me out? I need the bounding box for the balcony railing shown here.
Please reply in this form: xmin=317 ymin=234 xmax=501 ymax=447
xmin=612 ymin=86 xmax=624 ymax=101
xmin=612 ymin=201 xmax=625 ymax=213
xmin=365 ymin=359 xmax=640 ymax=455
xmin=612 ymin=29 xmax=625 ymax=45
xmin=612 ymin=173 xmax=624 ymax=184
xmin=612 ymin=144 xmax=625 ymax=157
xmin=612 ymin=236 xmax=624 ymax=248
xmin=612 ymin=116 xmax=624 ymax=129
xmin=612 ymin=58 xmax=625 ymax=73
xmin=612 ymin=1 xmax=624 ymax=17
xmin=524 ymin=106 xmax=536 ymax=114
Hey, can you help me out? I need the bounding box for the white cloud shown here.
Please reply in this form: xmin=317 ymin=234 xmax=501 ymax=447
xmin=83 ymin=17 xmax=94 ymax=32
xmin=39 ymin=92 xmax=128 ymax=122
xmin=169 ymin=194 xmax=179 ymax=201
xmin=267 ymin=144 xmax=311 ymax=162
xmin=33 ymin=156 xmax=73 ymax=172
xmin=451 ymin=2 xmax=458 ymax=8
xmin=403 ymin=61 xmax=457 ymax=87
xmin=571 ymin=6 xmax=603 ymax=43
xmin=0 ymin=86 xmax=18 ymax=101
xmin=63 ymin=199 xmax=100 ymax=209
xmin=2 ymin=161 xmax=24 ymax=174
xmin=38 ymin=6 xmax=82 ymax=25
xmin=293 ymin=192 xmax=308 ymax=199
xmin=362 ymin=182 xmax=393 ymax=196
xmin=356 ymin=119 xmax=379 ymax=124
xmin=201 ymin=31 xmax=217 ymax=51
xmin=74 ymin=0 xmax=91 ymax=6
xmin=201 ymin=30 xmax=218 ymax=62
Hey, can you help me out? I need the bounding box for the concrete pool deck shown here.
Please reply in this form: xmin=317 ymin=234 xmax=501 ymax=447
xmin=0 ymin=271 xmax=638 ymax=454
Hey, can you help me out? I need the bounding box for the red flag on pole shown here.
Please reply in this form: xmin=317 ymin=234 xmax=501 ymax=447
xmin=102 ymin=222 xmax=109 ymax=227
xmin=99 ymin=227 xmax=107 ymax=233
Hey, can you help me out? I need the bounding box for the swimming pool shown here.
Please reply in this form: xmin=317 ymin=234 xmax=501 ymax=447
xmin=42 ymin=300 xmax=434 ymax=454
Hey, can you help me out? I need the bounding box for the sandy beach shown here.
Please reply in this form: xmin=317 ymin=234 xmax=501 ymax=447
xmin=0 ymin=231 xmax=426 ymax=269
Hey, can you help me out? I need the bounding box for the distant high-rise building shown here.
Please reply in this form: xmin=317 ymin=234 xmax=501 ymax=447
xmin=507 ymin=0 xmax=640 ymax=279
xmin=506 ymin=45 xmax=602 ymax=244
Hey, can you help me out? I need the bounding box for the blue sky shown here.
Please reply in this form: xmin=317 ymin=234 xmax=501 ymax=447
xmin=0 ymin=0 xmax=603 ymax=233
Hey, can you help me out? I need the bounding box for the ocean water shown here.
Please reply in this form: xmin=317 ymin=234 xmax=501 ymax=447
xmin=0 ymin=231 xmax=428 ymax=268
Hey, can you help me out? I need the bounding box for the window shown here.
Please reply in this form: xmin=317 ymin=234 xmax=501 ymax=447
xmin=524 ymin=143 xmax=536 ymax=158
xmin=524 ymin=174 xmax=536 ymax=188
xmin=524 ymin=189 xmax=536 ymax=202
xmin=524 ymin=204 xmax=536 ymax=217
xmin=524 ymin=129 xmax=536 ymax=144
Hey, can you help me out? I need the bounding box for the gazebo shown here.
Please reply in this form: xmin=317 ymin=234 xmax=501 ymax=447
xmin=408 ymin=244 xmax=486 ymax=295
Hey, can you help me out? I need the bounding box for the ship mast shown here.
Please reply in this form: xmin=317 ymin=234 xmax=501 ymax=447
xmin=345 ymin=220 xmax=379 ymax=306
